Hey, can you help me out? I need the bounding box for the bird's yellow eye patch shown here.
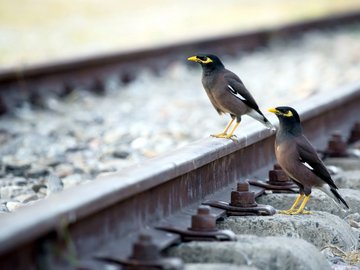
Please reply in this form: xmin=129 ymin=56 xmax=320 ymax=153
xmin=201 ymin=57 xmax=213 ymax=64
xmin=283 ymin=111 xmax=293 ymax=117
xmin=187 ymin=56 xmax=213 ymax=64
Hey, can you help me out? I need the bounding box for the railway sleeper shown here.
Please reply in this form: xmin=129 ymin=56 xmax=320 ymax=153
xmin=165 ymin=235 xmax=331 ymax=270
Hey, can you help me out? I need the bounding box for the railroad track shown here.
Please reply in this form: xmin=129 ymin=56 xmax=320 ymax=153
xmin=0 ymin=12 xmax=360 ymax=270
xmin=0 ymin=80 xmax=359 ymax=269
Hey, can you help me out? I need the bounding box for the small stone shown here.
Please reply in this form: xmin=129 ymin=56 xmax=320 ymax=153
xmin=32 ymin=184 xmax=47 ymax=193
xmin=349 ymin=220 xmax=360 ymax=229
xmin=4 ymin=161 xmax=31 ymax=176
xmin=54 ymin=164 xmax=75 ymax=178
xmin=103 ymin=129 xmax=126 ymax=144
xmin=38 ymin=187 xmax=47 ymax=196
xmin=13 ymin=177 xmax=27 ymax=186
xmin=97 ymin=159 xmax=130 ymax=174
xmin=43 ymin=155 xmax=66 ymax=167
xmin=345 ymin=213 xmax=360 ymax=229
xmin=0 ymin=129 xmax=10 ymax=145
xmin=142 ymin=149 xmax=158 ymax=158
xmin=14 ymin=194 xmax=38 ymax=203
xmin=130 ymin=137 xmax=148 ymax=150
xmin=26 ymin=165 xmax=49 ymax=178
xmin=0 ymin=165 xmax=6 ymax=177
xmin=328 ymin=256 xmax=347 ymax=265
xmin=0 ymin=203 xmax=8 ymax=213
xmin=65 ymin=144 xmax=88 ymax=153
xmin=46 ymin=174 xmax=63 ymax=195
xmin=112 ymin=150 xmax=130 ymax=159
xmin=62 ymin=174 xmax=83 ymax=189
xmin=6 ymin=201 xmax=24 ymax=212
xmin=73 ymin=167 xmax=85 ymax=174
xmin=93 ymin=116 xmax=104 ymax=124
xmin=0 ymin=186 xmax=23 ymax=200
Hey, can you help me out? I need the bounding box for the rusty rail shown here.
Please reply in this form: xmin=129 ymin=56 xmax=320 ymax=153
xmin=0 ymin=80 xmax=359 ymax=269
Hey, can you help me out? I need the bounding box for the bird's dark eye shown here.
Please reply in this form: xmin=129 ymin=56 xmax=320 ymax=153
xmin=198 ymin=56 xmax=206 ymax=61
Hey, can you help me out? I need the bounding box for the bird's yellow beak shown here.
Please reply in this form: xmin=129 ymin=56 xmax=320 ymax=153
xmin=187 ymin=56 xmax=213 ymax=64
xmin=268 ymin=108 xmax=278 ymax=114
xmin=268 ymin=108 xmax=293 ymax=117
xmin=187 ymin=56 xmax=198 ymax=62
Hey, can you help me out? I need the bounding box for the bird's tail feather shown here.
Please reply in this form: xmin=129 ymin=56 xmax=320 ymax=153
xmin=318 ymin=185 xmax=349 ymax=209
xmin=248 ymin=110 xmax=275 ymax=131
xmin=264 ymin=118 xmax=275 ymax=131
xmin=330 ymin=188 xmax=349 ymax=209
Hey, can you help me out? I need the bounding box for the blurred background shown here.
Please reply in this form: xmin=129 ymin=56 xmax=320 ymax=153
xmin=1 ymin=0 xmax=360 ymax=69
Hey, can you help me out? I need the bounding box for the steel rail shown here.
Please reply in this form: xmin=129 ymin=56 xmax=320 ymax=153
xmin=0 ymin=11 xmax=360 ymax=113
xmin=0 ymin=81 xmax=359 ymax=269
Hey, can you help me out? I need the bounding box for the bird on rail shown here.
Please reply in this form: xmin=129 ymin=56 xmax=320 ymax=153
xmin=268 ymin=106 xmax=349 ymax=215
xmin=187 ymin=54 xmax=274 ymax=139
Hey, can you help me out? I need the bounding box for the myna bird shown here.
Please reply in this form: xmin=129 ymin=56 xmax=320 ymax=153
xmin=268 ymin=106 xmax=349 ymax=215
xmin=188 ymin=54 xmax=274 ymax=139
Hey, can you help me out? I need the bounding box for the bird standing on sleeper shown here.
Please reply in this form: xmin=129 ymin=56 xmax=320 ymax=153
xmin=188 ymin=54 xmax=274 ymax=139
xmin=268 ymin=106 xmax=349 ymax=215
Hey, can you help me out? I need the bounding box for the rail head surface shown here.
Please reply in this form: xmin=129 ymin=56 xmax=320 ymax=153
xmin=0 ymin=81 xmax=359 ymax=261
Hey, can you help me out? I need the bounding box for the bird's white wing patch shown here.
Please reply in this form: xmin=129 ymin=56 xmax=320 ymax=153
xmin=301 ymin=161 xmax=314 ymax=171
xmin=227 ymin=85 xmax=246 ymax=101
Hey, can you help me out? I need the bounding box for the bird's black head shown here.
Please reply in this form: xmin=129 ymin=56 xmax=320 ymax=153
xmin=268 ymin=106 xmax=302 ymax=135
xmin=187 ymin=54 xmax=225 ymax=72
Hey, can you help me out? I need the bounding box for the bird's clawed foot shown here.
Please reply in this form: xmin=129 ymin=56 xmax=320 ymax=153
xmin=278 ymin=209 xmax=312 ymax=215
xmin=211 ymin=132 xmax=227 ymax=138
xmin=278 ymin=194 xmax=312 ymax=215
xmin=211 ymin=133 xmax=237 ymax=140
xmin=291 ymin=209 xmax=312 ymax=215
xmin=278 ymin=209 xmax=296 ymax=215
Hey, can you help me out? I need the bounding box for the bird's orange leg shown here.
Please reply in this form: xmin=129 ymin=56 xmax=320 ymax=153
xmin=224 ymin=121 xmax=240 ymax=139
xmin=278 ymin=194 xmax=304 ymax=215
xmin=211 ymin=118 xmax=235 ymax=138
xmin=290 ymin=195 xmax=312 ymax=215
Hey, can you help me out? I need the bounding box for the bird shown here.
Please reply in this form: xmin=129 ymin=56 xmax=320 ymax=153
xmin=187 ymin=54 xmax=274 ymax=139
xmin=268 ymin=106 xmax=349 ymax=215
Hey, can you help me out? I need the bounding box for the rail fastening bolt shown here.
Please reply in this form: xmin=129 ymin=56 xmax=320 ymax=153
xmin=348 ymin=122 xmax=360 ymax=144
xmin=230 ymin=181 xmax=257 ymax=207
xmin=189 ymin=205 xmax=216 ymax=232
xmin=130 ymin=234 xmax=160 ymax=260
xmin=326 ymin=133 xmax=347 ymax=157
xmin=269 ymin=163 xmax=289 ymax=183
